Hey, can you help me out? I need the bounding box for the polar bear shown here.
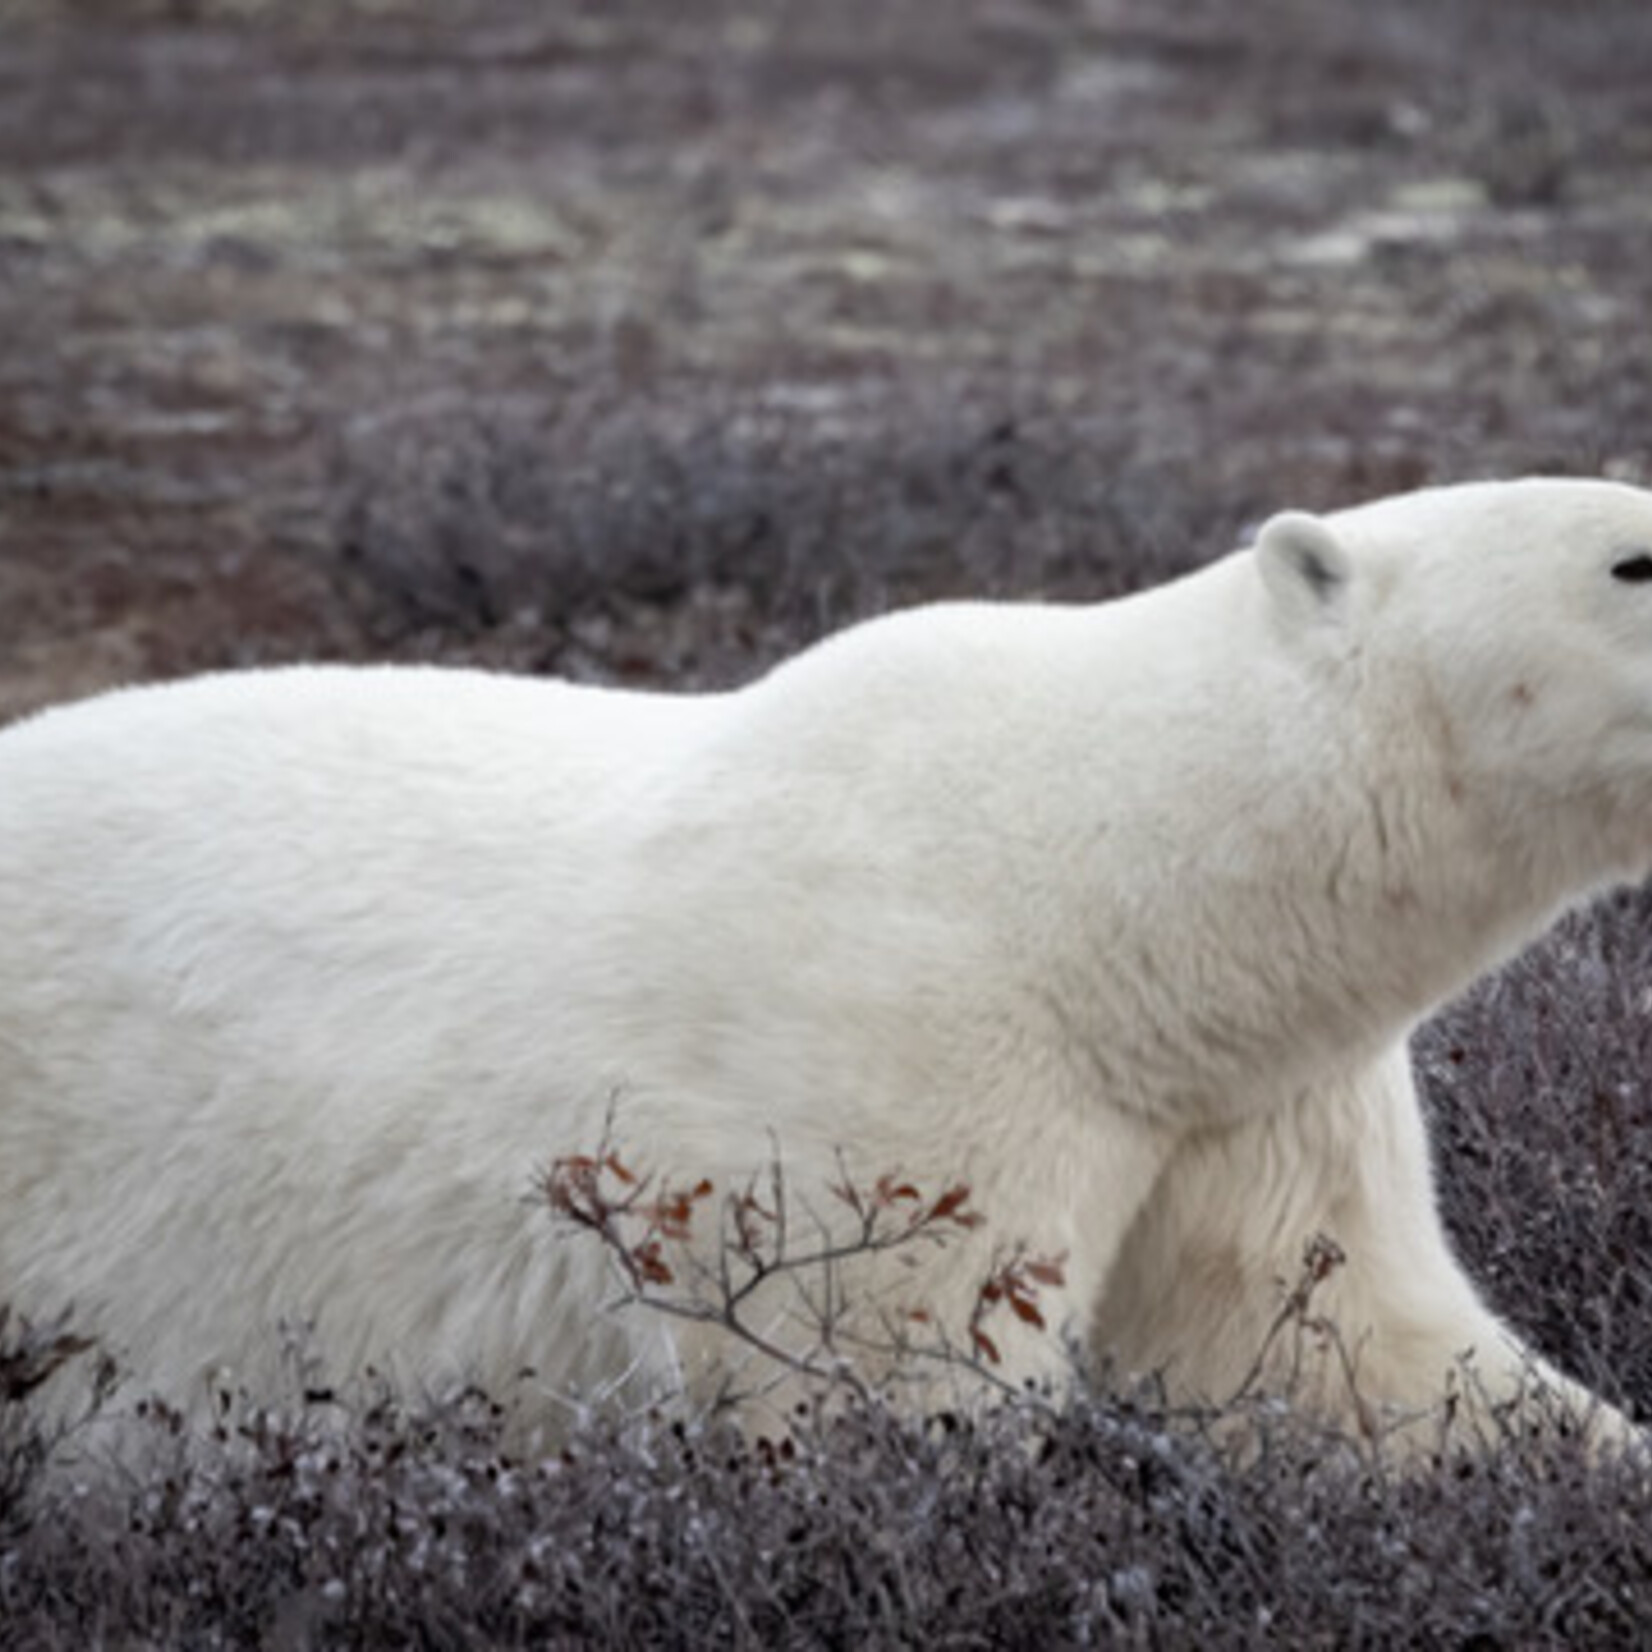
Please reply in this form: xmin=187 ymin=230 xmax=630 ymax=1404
xmin=0 ymin=476 xmax=1648 ymax=1455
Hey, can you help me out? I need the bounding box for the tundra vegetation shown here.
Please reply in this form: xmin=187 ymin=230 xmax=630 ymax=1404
xmin=4 ymin=0 xmax=1652 ymax=1643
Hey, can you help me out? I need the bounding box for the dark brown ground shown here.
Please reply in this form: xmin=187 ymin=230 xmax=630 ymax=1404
xmin=5 ymin=0 xmax=1652 ymax=725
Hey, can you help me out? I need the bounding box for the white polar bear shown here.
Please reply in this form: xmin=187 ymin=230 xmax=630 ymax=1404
xmin=1 ymin=476 xmax=1648 ymax=1454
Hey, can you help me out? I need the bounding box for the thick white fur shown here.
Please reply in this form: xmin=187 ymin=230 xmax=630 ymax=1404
xmin=3 ymin=477 xmax=1651 ymax=1452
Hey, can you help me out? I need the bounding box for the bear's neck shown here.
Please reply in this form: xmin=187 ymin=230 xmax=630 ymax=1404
xmin=1057 ymin=698 xmax=1633 ymax=1126
xmin=1263 ymin=734 xmax=1631 ymax=1075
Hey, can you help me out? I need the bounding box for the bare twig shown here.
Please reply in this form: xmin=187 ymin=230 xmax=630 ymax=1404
xmin=540 ymin=1127 xmax=1068 ymax=1421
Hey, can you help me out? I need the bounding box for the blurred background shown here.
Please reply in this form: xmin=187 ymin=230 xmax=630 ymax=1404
xmin=3 ymin=0 xmax=1650 ymax=723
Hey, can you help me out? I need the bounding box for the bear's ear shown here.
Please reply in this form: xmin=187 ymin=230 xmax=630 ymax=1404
xmin=1255 ymin=511 xmax=1352 ymax=626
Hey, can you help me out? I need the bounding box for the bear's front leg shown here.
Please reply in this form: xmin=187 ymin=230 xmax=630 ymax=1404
xmin=1090 ymin=1047 xmax=1640 ymax=1458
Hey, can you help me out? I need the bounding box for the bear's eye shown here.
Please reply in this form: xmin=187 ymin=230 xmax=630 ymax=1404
xmin=1611 ymin=551 xmax=1652 ymax=584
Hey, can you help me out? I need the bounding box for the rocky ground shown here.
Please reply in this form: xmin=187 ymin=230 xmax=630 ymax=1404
xmin=5 ymin=1 xmax=1652 ymax=724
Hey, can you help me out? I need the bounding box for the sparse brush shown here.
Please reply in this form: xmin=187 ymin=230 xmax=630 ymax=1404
xmin=541 ymin=1131 xmax=1068 ymax=1418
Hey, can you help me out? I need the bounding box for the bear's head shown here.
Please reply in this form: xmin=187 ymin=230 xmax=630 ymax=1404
xmin=1255 ymin=476 xmax=1652 ymax=880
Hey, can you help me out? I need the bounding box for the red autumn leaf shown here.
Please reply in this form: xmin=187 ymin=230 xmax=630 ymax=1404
xmin=632 ymin=1242 xmax=674 ymax=1286
xmin=929 ymin=1185 xmax=973 ymax=1223
xmin=657 ymin=1205 xmax=696 ymax=1240
xmin=1024 ymin=1255 xmax=1067 ymax=1288
xmin=603 ymin=1153 xmax=637 ymax=1185
xmin=971 ymin=1328 xmax=1001 ymax=1365
xmin=875 ymin=1175 xmax=921 ymax=1206
xmin=1008 ymin=1294 xmax=1046 ymax=1329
